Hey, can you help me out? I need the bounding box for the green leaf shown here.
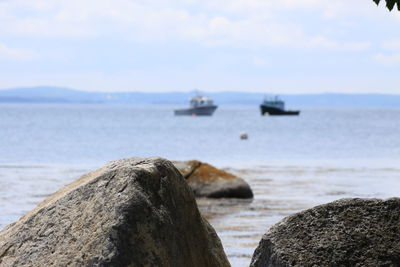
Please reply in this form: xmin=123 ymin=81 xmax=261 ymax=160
xmin=373 ymin=0 xmax=400 ymax=11
xmin=386 ymin=0 xmax=396 ymax=10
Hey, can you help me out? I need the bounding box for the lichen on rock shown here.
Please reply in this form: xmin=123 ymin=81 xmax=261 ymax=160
xmin=173 ymin=160 xmax=253 ymax=199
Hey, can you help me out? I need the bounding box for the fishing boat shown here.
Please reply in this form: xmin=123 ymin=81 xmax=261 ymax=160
xmin=260 ymin=96 xmax=300 ymax=116
xmin=174 ymin=94 xmax=218 ymax=116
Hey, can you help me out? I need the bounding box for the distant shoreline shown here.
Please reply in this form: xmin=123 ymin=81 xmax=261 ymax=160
xmin=1 ymin=86 xmax=400 ymax=107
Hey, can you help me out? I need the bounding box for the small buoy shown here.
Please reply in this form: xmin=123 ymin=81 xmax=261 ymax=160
xmin=240 ymin=133 xmax=248 ymax=140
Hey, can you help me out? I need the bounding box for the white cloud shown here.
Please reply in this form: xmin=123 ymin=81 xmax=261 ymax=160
xmin=0 ymin=0 xmax=378 ymax=51
xmin=252 ymin=56 xmax=267 ymax=67
xmin=309 ymin=36 xmax=370 ymax=51
xmin=374 ymin=39 xmax=400 ymax=66
xmin=382 ymin=39 xmax=400 ymax=51
xmin=374 ymin=53 xmax=400 ymax=66
xmin=0 ymin=43 xmax=36 ymax=60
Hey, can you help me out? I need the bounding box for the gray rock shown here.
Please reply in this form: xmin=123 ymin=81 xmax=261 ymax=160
xmin=0 ymin=157 xmax=230 ymax=267
xmin=251 ymin=198 xmax=400 ymax=267
xmin=173 ymin=160 xmax=253 ymax=199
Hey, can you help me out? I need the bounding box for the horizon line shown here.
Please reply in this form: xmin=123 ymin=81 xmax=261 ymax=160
xmin=0 ymin=85 xmax=399 ymax=96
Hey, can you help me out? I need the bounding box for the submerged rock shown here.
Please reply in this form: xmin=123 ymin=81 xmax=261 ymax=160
xmin=173 ymin=160 xmax=253 ymax=199
xmin=251 ymin=198 xmax=400 ymax=267
xmin=0 ymin=157 xmax=230 ymax=267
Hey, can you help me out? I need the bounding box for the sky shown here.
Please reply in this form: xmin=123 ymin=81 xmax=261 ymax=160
xmin=0 ymin=0 xmax=399 ymax=94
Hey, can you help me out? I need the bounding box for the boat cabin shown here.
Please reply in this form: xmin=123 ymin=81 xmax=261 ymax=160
xmin=190 ymin=96 xmax=214 ymax=107
xmin=262 ymin=96 xmax=285 ymax=110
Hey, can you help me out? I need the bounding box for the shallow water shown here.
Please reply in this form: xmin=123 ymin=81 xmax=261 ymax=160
xmin=198 ymin=164 xmax=400 ymax=266
xmin=0 ymin=164 xmax=92 ymax=227
xmin=1 ymin=104 xmax=399 ymax=266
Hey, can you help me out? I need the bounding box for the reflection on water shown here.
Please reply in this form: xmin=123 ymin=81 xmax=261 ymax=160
xmin=197 ymin=165 xmax=400 ymax=267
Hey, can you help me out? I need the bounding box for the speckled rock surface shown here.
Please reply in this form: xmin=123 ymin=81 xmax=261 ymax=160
xmin=251 ymin=198 xmax=400 ymax=267
xmin=0 ymin=157 xmax=230 ymax=267
xmin=173 ymin=160 xmax=253 ymax=199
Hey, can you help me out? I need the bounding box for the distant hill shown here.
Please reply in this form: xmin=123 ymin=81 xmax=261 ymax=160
xmin=0 ymin=86 xmax=104 ymax=103
xmin=0 ymin=86 xmax=399 ymax=107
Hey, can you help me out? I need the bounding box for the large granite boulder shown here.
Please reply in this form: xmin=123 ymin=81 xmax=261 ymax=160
xmin=0 ymin=158 xmax=230 ymax=267
xmin=251 ymin=198 xmax=400 ymax=267
xmin=173 ymin=160 xmax=253 ymax=199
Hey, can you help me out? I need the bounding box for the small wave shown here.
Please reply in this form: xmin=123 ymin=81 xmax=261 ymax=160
xmin=0 ymin=164 xmax=49 ymax=169
xmin=29 ymin=194 xmax=51 ymax=198
xmin=241 ymin=165 xmax=400 ymax=175
xmin=325 ymin=190 xmax=350 ymax=196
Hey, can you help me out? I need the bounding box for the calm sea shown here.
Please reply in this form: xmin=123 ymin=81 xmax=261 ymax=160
xmin=1 ymin=104 xmax=400 ymax=266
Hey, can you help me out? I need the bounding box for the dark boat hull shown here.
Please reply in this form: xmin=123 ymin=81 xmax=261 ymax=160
xmin=174 ymin=105 xmax=218 ymax=116
xmin=260 ymin=105 xmax=300 ymax=116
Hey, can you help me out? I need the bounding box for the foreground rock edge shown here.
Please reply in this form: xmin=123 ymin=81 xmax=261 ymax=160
xmin=0 ymin=157 xmax=230 ymax=267
xmin=250 ymin=197 xmax=400 ymax=267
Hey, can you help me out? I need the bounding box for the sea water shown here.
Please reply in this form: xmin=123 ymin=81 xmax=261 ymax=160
xmin=1 ymin=104 xmax=400 ymax=266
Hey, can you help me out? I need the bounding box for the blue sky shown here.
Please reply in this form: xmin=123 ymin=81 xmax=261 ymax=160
xmin=0 ymin=0 xmax=399 ymax=93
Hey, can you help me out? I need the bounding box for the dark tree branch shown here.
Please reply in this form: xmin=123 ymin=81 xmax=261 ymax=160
xmin=373 ymin=0 xmax=400 ymax=11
